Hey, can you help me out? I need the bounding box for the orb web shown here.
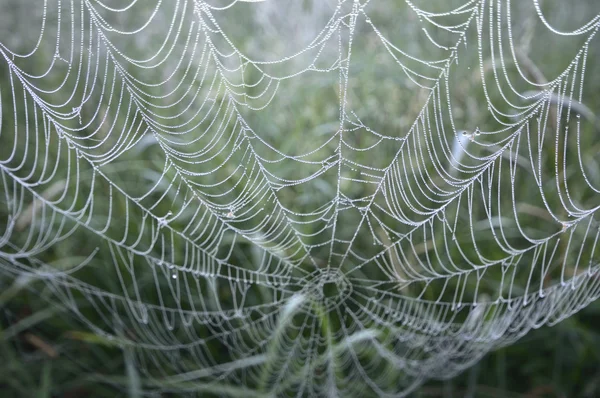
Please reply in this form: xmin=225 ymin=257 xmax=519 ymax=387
xmin=1 ymin=0 xmax=600 ymax=396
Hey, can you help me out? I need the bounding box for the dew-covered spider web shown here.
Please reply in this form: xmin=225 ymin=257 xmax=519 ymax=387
xmin=1 ymin=0 xmax=600 ymax=396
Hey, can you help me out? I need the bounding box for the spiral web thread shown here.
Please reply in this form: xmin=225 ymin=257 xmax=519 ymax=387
xmin=1 ymin=0 xmax=600 ymax=396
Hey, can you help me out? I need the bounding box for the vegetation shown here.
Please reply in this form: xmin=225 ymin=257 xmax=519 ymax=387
xmin=1 ymin=0 xmax=600 ymax=396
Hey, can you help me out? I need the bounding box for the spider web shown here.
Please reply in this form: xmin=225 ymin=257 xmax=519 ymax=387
xmin=1 ymin=0 xmax=600 ymax=396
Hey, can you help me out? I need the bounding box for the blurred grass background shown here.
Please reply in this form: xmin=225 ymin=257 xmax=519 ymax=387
xmin=1 ymin=0 xmax=600 ymax=396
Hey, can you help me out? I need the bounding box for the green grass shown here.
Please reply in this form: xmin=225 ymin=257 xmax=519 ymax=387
xmin=1 ymin=0 xmax=600 ymax=396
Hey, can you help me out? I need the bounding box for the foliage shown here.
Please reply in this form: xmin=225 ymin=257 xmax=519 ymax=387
xmin=1 ymin=0 xmax=600 ymax=396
